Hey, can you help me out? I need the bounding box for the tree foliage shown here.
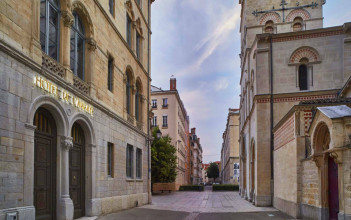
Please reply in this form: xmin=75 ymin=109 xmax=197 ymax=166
xmin=207 ymin=162 xmax=219 ymax=181
xmin=151 ymin=127 xmax=178 ymax=183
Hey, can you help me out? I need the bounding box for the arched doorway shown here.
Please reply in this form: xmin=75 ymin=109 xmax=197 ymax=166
xmin=313 ymin=122 xmax=339 ymax=219
xmin=70 ymin=123 xmax=86 ymax=218
xmin=33 ymin=107 xmax=57 ymax=220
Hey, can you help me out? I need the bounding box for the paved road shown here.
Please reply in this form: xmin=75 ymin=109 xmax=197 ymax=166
xmin=98 ymin=190 xmax=295 ymax=220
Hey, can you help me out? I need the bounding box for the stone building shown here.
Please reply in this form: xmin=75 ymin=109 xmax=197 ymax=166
xmin=189 ymin=128 xmax=203 ymax=184
xmin=151 ymin=77 xmax=190 ymax=188
xmin=220 ymin=109 xmax=240 ymax=185
xmin=202 ymin=163 xmax=209 ymax=184
xmin=0 ymin=0 xmax=153 ymax=219
xmin=238 ymin=0 xmax=351 ymax=219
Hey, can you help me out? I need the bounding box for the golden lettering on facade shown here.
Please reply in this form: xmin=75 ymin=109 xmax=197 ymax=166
xmin=34 ymin=75 xmax=94 ymax=116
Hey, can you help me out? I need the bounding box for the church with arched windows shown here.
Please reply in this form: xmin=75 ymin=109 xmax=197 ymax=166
xmin=0 ymin=0 xmax=154 ymax=219
xmin=238 ymin=0 xmax=351 ymax=219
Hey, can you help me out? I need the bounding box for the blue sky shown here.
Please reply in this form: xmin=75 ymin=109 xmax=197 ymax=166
xmin=150 ymin=1 xmax=351 ymax=163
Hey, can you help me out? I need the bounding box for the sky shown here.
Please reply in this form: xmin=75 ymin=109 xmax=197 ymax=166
xmin=150 ymin=0 xmax=351 ymax=164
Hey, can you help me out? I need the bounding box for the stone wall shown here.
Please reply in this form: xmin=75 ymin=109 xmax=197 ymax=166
xmin=301 ymin=158 xmax=320 ymax=210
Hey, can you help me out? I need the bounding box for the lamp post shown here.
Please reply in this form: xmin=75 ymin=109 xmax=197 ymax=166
xmin=156 ymin=129 xmax=162 ymax=139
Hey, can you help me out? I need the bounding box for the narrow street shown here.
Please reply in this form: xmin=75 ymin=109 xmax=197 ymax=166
xmin=97 ymin=187 xmax=295 ymax=220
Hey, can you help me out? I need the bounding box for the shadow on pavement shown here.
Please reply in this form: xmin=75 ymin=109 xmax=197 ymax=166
xmin=196 ymin=211 xmax=296 ymax=220
xmin=97 ymin=208 xmax=189 ymax=220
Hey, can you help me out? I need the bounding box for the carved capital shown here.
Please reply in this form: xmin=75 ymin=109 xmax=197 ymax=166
xmin=61 ymin=10 xmax=74 ymax=27
xmin=61 ymin=136 xmax=73 ymax=151
xmin=312 ymin=154 xmax=323 ymax=168
xmin=87 ymin=38 xmax=97 ymax=51
xmin=328 ymin=148 xmax=346 ymax=164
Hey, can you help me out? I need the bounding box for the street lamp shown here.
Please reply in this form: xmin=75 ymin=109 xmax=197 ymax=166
xmin=156 ymin=129 xmax=162 ymax=139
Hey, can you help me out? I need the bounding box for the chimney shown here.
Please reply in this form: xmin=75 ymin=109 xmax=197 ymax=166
xmin=170 ymin=76 xmax=177 ymax=91
xmin=191 ymin=128 xmax=196 ymax=135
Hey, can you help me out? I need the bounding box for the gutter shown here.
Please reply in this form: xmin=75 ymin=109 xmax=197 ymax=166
xmin=269 ymin=35 xmax=274 ymax=200
xmin=147 ymin=0 xmax=152 ymax=204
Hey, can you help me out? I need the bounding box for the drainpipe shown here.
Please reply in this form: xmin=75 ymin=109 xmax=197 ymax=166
xmin=269 ymin=35 xmax=274 ymax=202
xmin=147 ymin=0 xmax=151 ymax=204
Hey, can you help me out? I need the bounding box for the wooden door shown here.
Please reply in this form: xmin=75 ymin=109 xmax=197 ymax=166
xmin=34 ymin=108 xmax=57 ymax=220
xmin=70 ymin=123 xmax=85 ymax=218
xmin=328 ymin=155 xmax=339 ymax=220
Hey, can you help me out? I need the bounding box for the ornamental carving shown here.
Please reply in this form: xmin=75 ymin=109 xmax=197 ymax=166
xmin=286 ymin=9 xmax=311 ymax=22
xmin=42 ymin=53 xmax=65 ymax=78
xmin=259 ymin=12 xmax=281 ymax=25
xmin=127 ymin=114 xmax=135 ymax=124
xmin=87 ymin=38 xmax=97 ymax=51
xmin=61 ymin=136 xmax=73 ymax=151
xmin=134 ymin=18 xmax=143 ymax=37
xmin=125 ymin=0 xmax=135 ymax=19
xmin=289 ymin=47 xmax=320 ymax=64
xmin=61 ymin=10 xmax=74 ymax=27
xmin=72 ymin=1 xmax=94 ymax=37
xmin=73 ymin=75 xmax=89 ymax=95
xmin=137 ymin=121 xmax=143 ymax=130
xmin=312 ymin=154 xmax=323 ymax=167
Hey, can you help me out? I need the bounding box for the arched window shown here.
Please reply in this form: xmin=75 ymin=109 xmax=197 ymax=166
xmin=293 ymin=17 xmax=303 ymax=32
xmin=264 ymin=20 xmax=274 ymax=33
xmin=135 ymin=81 xmax=142 ymax=122
xmin=299 ymin=64 xmax=308 ymax=90
xmin=126 ymin=71 xmax=132 ymax=115
xmin=40 ymin=0 xmax=60 ymax=60
xmin=70 ymin=13 xmax=85 ymax=80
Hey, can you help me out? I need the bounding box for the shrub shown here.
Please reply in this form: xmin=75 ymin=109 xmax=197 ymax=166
xmin=212 ymin=184 xmax=239 ymax=191
xmin=179 ymin=185 xmax=204 ymax=191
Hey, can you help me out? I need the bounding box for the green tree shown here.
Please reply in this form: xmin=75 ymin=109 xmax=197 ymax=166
xmin=151 ymin=127 xmax=178 ymax=183
xmin=207 ymin=162 xmax=219 ymax=182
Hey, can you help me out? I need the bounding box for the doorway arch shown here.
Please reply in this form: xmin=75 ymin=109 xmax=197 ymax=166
xmin=313 ymin=122 xmax=339 ymax=219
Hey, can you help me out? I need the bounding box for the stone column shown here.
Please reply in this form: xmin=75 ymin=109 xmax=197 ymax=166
xmin=58 ymin=136 xmax=74 ymax=220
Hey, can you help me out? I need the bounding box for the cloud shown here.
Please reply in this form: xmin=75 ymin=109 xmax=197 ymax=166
xmin=175 ymin=5 xmax=241 ymax=77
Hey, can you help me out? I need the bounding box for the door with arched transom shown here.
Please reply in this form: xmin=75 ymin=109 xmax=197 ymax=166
xmin=34 ymin=107 xmax=57 ymax=220
xmin=70 ymin=123 xmax=85 ymax=218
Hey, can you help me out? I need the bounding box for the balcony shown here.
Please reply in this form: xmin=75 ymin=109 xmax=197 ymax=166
xmin=162 ymin=104 xmax=168 ymax=108
xmin=152 ymin=105 xmax=157 ymax=109
xmin=127 ymin=114 xmax=135 ymax=124
xmin=162 ymin=124 xmax=168 ymax=128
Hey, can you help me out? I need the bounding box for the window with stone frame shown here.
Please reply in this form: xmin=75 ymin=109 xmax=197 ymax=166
xmin=126 ymin=144 xmax=134 ymax=178
xmin=109 ymin=0 xmax=115 ymax=17
xmin=136 ymin=148 xmax=142 ymax=179
xmin=40 ymin=0 xmax=60 ymax=61
xmin=264 ymin=20 xmax=274 ymax=33
xmin=108 ymin=56 xmax=114 ymax=92
xmin=162 ymin=115 xmax=168 ymax=127
xmin=152 ymin=116 xmax=157 ymax=127
xmin=152 ymin=99 xmax=157 ymax=108
xmin=293 ymin=17 xmax=303 ymax=32
xmin=126 ymin=70 xmax=132 ymax=114
xmin=107 ymin=142 xmax=114 ymax=177
xmin=126 ymin=14 xmax=132 ymax=48
xmin=299 ymin=64 xmax=308 ymax=90
xmin=135 ymin=81 xmax=142 ymax=122
xmin=136 ymin=31 xmax=141 ymax=61
xmin=70 ymin=12 xmax=86 ymax=80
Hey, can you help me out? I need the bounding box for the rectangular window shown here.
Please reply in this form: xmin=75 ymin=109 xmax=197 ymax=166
xmin=108 ymin=56 xmax=113 ymax=91
xmin=107 ymin=142 xmax=114 ymax=177
xmin=136 ymin=31 xmax=141 ymax=61
xmin=126 ymin=15 xmax=132 ymax=48
xmin=162 ymin=98 xmax=168 ymax=107
xmin=152 ymin=99 xmax=157 ymax=108
xmin=152 ymin=116 xmax=157 ymax=127
xmin=109 ymin=0 xmax=115 ymax=16
xmin=126 ymin=144 xmax=134 ymax=178
xmin=162 ymin=115 xmax=168 ymax=127
xmin=136 ymin=148 xmax=142 ymax=179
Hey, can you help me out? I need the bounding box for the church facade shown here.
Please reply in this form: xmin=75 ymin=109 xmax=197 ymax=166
xmin=238 ymin=0 xmax=351 ymax=219
xmin=0 ymin=0 xmax=153 ymax=219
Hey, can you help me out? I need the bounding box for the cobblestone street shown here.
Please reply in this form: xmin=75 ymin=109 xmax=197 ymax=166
xmin=97 ymin=188 xmax=295 ymax=220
